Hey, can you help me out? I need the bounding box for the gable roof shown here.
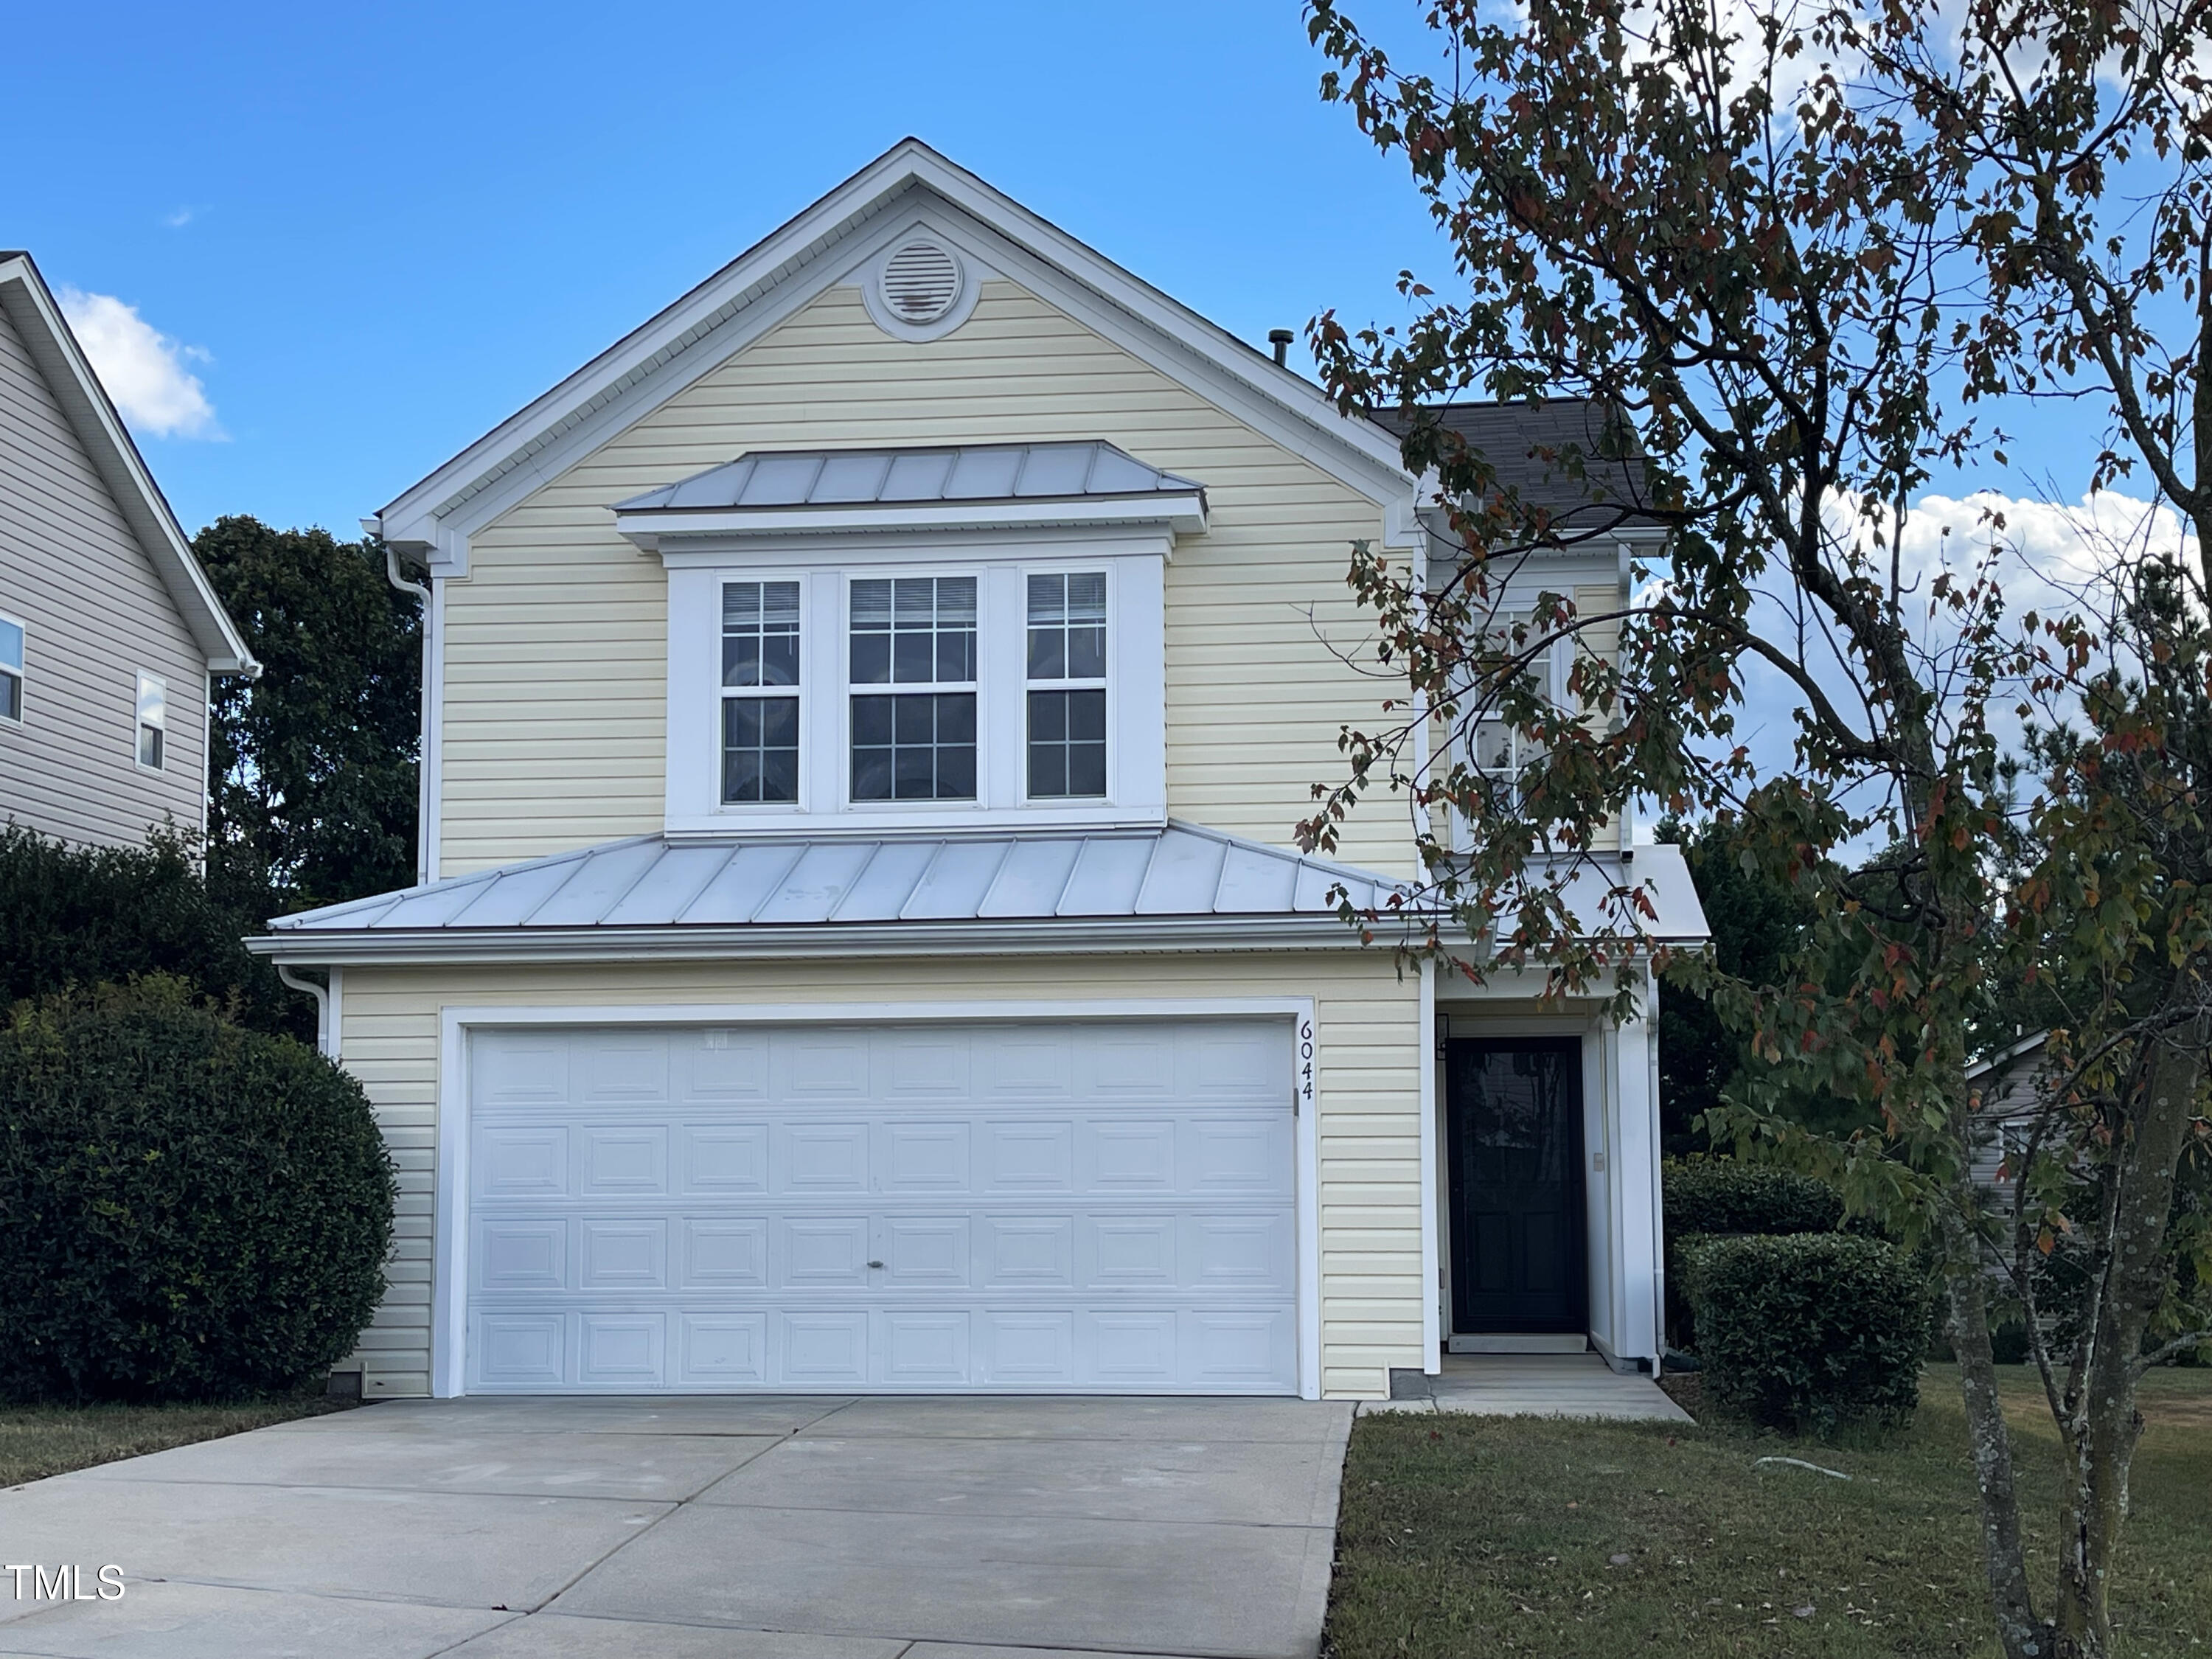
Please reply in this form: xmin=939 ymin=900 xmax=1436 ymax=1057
xmin=372 ymin=139 xmax=1419 ymax=570
xmin=0 ymin=252 xmax=257 ymax=675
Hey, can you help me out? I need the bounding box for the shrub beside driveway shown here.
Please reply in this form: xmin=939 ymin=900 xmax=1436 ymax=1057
xmin=0 ymin=1394 xmax=353 ymax=1489
xmin=1324 ymin=1364 xmax=2212 ymax=1658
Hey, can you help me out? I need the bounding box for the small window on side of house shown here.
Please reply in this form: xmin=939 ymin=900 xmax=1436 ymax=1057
xmin=135 ymin=671 xmax=166 ymax=771
xmin=0 ymin=615 xmax=22 ymax=723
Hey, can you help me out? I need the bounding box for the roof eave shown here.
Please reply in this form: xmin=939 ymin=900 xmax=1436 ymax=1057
xmin=613 ymin=491 xmax=1208 ymax=549
xmin=0 ymin=255 xmax=260 ymax=678
xmin=248 ymin=912 xmax=1395 ymax=965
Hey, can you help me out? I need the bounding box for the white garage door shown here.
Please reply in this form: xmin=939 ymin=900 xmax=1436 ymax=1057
xmin=463 ymin=1018 xmax=1298 ymax=1394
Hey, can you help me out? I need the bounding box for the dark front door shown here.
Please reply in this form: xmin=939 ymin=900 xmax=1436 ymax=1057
xmin=1446 ymin=1037 xmax=1587 ymax=1333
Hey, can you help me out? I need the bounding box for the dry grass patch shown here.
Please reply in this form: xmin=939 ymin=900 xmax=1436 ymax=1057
xmin=1324 ymin=1363 xmax=2211 ymax=1658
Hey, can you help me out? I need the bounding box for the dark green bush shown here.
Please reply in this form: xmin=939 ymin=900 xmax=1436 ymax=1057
xmin=0 ymin=824 xmax=305 ymax=1040
xmin=1664 ymin=1158 xmax=1846 ymax=1239
xmin=0 ymin=981 xmax=394 ymax=1401
xmin=1663 ymin=1159 xmax=1846 ymax=1349
xmin=1692 ymin=1233 xmax=1934 ymax=1435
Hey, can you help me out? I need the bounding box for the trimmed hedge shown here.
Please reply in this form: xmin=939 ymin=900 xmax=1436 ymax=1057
xmin=0 ymin=981 xmax=394 ymax=1401
xmin=1690 ymin=1233 xmax=1934 ymax=1435
xmin=1663 ymin=1159 xmax=1846 ymax=1349
xmin=1664 ymin=1158 xmax=1846 ymax=1239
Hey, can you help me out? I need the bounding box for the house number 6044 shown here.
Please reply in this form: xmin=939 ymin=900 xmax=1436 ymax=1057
xmin=1297 ymin=1018 xmax=1315 ymax=1110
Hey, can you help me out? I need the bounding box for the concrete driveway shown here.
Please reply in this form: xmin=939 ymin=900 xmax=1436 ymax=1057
xmin=0 ymin=1394 xmax=1353 ymax=1659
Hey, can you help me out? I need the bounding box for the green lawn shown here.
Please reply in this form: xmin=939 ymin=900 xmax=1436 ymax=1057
xmin=0 ymin=1394 xmax=355 ymax=1489
xmin=1324 ymin=1365 xmax=2212 ymax=1658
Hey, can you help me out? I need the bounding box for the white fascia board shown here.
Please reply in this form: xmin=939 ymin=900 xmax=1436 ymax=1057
xmin=246 ymin=914 xmax=1387 ymax=966
xmin=0 ymin=258 xmax=259 ymax=677
xmin=374 ymin=141 xmax=1416 ymax=565
xmin=655 ymin=525 xmax=1178 ymax=569
xmin=618 ymin=490 xmax=1206 ymax=549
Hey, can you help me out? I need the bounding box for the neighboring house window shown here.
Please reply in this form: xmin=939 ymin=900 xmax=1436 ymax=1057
xmin=135 ymin=672 xmax=166 ymax=770
xmin=1026 ymin=572 xmax=1107 ymax=798
xmin=720 ymin=580 xmax=801 ymax=803
xmin=0 ymin=614 xmax=21 ymax=723
xmin=849 ymin=575 xmax=978 ymax=801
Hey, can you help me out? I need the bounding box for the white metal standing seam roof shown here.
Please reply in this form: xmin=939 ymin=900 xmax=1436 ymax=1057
xmin=612 ymin=440 xmax=1206 ymax=515
xmin=262 ymin=824 xmax=1398 ymax=935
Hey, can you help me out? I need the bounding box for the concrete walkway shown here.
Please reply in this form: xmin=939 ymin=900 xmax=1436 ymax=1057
xmin=0 ymin=1394 xmax=1353 ymax=1659
xmin=1362 ymin=1354 xmax=1691 ymax=1421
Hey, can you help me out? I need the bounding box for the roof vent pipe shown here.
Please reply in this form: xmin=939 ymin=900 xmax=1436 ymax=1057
xmin=1268 ymin=328 xmax=1294 ymax=367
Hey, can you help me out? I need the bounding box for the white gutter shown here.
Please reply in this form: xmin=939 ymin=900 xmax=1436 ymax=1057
xmin=245 ymin=912 xmax=1408 ymax=967
xmin=275 ymin=964 xmax=333 ymax=1056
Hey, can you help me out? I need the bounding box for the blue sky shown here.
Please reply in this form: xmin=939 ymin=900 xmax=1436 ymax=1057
xmin=4 ymin=1 xmax=1450 ymax=538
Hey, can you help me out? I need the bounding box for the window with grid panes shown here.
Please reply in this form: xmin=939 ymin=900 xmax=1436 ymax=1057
xmin=849 ymin=575 xmax=978 ymax=800
xmin=1026 ymin=572 xmax=1106 ymax=798
xmin=720 ymin=581 xmax=801 ymax=803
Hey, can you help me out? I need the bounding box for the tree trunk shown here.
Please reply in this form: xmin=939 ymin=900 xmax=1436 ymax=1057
xmin=1941 ymin=1194 xmax=2048 ymax=1659
xmin=2052 ymin=1012 xmax=2208 ymax=1659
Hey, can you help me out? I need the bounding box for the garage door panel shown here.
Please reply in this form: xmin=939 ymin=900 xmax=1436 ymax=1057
xmin=980 ymin=1312 xmax=1075 ymax=1385
xmin=980 ymin=1216 xmax=1075 ymax=1288
xmin=679 ymin=1030 xmax=771 ymax=1101
xmin=478 ymin=1220 xmax=566 ymax=1290
xmin=879 ymin=1120 xmax=972 ymax=1190
xmin=579 ymin=1220 xmax=667 ymax=1289
xmin=578 ymin=1313 xmax=664 ymax=1385
xmin=982 ymin=1121 xmax=1075 ymax=1190
xmin=879 ymin=1215 xmax=972 ymax=1286
xmin=783 ymin=1312 xmax=869 ymax=1383
xmin=465 ymin=1019 xmax=1298 ymax=1394
xmin=780 ymin=1217 xmax=871 ymax=1285
xmin=680 ymin=1219 xmax=767 ymax=1287
xmin=681 ymin=1124 xmax=768 ymax=1194
xmin=580 ymin=1127 xmax=669 ymax=1195
xmin=477 ymin=1126 xmax=569 ymax=1199
xmin=679 ymin=1312 xmax=766 ymax=1383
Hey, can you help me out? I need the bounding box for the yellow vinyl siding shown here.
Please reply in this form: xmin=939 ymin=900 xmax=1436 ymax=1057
xmin=441 ymin=279 xmax=1405 ymax=876
xmin=336 ymin=949 xmax=1423 ymax=1401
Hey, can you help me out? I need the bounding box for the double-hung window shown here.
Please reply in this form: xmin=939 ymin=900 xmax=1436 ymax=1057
xmin=134 ymin=672 xmax=166 ymax=771
xmin=849 ymin=575 xmax=977 ymax=801
xmin=0 ymin=615 xmax=21 ymax=723
xmin=720 ymin=580 xmax=801 ymax=803
xmin=1026 ymin=572 xmax=1107 ymax=798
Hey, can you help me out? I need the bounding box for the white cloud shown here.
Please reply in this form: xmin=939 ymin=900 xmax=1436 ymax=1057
xmin=161 ymin=206 xmax=195 ymax=229
xmin=55 ymin=288 xmax=222 ymax=441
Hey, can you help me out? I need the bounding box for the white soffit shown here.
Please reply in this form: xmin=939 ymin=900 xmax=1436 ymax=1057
xmin=372 ymin=139 xmax=1416 ymax=569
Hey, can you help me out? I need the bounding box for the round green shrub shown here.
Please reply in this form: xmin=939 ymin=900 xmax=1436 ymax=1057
xmin=1691 ymin=1233 xmax=1934 ymax=1436
xmin=1663 ymin=1158 xmax=1845 ymax=1240
xmin=0 ymin=981 xmax=395 ymax=1401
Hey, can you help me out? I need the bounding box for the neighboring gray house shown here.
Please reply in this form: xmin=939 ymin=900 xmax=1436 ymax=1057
xmin=0 ymin=251 xmax=256 ymax=848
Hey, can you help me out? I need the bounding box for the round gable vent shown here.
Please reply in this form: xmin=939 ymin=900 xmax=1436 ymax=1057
xmin=881 ymin=239 xmax=963 ymax=324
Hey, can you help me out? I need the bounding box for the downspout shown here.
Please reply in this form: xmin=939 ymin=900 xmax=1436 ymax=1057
xmin=276 ymin=964 xmax=332 ymax=1058
xmin=376 ymin=529 xmax=439 ymax=886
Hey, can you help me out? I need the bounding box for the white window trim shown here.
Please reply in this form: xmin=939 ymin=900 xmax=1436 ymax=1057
xmin=663 ymin=530 xmax=1167 ymax=835
xmin=0 ymin=610 xmax=24 ymax=725
xmin=715 ymin=575 xmax=807 ymax=810
xmin=1022 ymin=571 xmax=1113 ymax=805
xmin=841 ymin=568 xmax=984 ymax=809
xmin=134 ymin=669 xmax=167 ymax=772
